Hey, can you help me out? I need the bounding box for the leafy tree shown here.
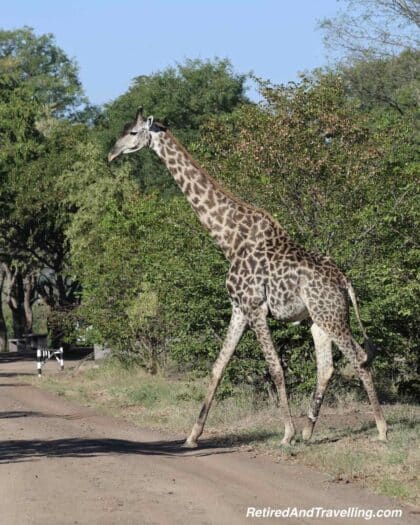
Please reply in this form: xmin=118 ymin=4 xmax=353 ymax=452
xmin=104 ymin=58 xmax=248 ymax=139
xmin=196 ymin=74 xmax=419 ymax=396
xmin=346 ymin=50 xmax=418 ymax=116
xmin=62 ymin=59 xmax=261 ymax=380
xmin=0 ymin=27 xmax=84 ymax=115
xmin=96 ymin=58 xmax=249 ymax=195
xmin=0 ymin=65 xmax=44 ymax=337
xmin=318 ymin=2 xmax=418 ymax=397
xmin=65 ymin=68 xmax=418 ymax=397
xmin=0 ymin=27 xmax=85 ymax=341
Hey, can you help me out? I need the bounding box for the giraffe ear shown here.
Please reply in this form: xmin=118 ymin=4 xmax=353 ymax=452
xmin=147 ymin=116 xmax=154 ymax=129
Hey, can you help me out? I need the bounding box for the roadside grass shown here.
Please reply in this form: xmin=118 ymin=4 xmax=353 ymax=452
xmin=29 ymin=358 xmax=420 ymax=506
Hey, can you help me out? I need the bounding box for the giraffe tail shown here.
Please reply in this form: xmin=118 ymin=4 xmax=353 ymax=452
xmin=347 ymin=281 xmax=377 ymax=366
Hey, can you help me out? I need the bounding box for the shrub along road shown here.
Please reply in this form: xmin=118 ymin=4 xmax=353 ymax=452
xmin=0 ymin=357 xmax=417 ymax=525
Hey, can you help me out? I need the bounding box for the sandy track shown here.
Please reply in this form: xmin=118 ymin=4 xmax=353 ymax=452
xmin=0 ymin=357 xmax=417 ymax=525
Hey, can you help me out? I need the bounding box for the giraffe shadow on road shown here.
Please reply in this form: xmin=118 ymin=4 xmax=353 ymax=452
xmin=0 ymin=383 xmax=29 ymax=387
xmin=0 ymin=429 xmax=278 ymax=464
xmin=0 ymin=372 xmax=36 ymax=378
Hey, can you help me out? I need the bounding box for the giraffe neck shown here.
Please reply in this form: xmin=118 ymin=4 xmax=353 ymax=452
xmin=150 ymin=130 xmax=258 ymax=258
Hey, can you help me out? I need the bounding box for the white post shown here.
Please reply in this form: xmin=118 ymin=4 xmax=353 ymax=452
xmin=36 ymin=348 xmax=42 ymax=377
xmin=59 ymin=347 xmax=64 ymax=371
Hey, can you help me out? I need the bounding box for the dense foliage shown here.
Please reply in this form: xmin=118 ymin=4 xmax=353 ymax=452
xmin=0 ymin=28 xmax=85 ymax=344
xmin=196 ymin=73 xmax=419 ymax=396
xmin=0 ymin=26 xmax=418 ymax=400
xmin=97 ymin=58 xmax=249 ymax=196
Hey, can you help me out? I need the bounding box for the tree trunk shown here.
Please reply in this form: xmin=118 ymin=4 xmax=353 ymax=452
xmin=47 ymin=312 xmax=64 ymax=349
xmin=46 ymin=274 xmax=64 ymax=348
xmin=10 ymin=276 xmax=27 ymax=339
xmin=23 ymin=273 xmax=35 ymax=332
xmin=5 ymin=268 xmax=33 ymax=339
xmin=37 ymin=271 xmax=81 ymax=349
xmin=0 ymin=268 xmax=7 ymax=352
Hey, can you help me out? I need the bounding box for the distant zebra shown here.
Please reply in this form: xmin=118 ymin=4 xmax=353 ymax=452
xmin=37 ymin=347 xmax=64 ymax=377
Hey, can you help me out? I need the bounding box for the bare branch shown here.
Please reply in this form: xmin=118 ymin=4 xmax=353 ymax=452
xmin=320 ymin=0 xmax=420 ymax=60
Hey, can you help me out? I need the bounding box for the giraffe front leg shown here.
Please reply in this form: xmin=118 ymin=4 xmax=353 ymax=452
xmin=302 ymin=323 xmax=334 ymax=441
xmin=183 ymin=304 xmax=247 ymax=448
xmin=249 ymin=308 xmax=295 ymax=445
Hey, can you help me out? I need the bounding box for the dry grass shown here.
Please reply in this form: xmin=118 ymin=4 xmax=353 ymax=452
xmin=29 ymin=358 xmax=420 ymax=507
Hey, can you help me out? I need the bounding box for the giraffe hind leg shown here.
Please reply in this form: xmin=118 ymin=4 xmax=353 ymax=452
xmin=302 ymin=286 xmax=387 ymax=441
xmin=302 ymin=323 xmax=334 ymax=441
xmin=328 ymin=331 xmax=387 ymax=441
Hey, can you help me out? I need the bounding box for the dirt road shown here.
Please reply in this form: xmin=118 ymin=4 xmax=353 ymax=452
xmin=0 ymin=356 xmax=417 ymax=525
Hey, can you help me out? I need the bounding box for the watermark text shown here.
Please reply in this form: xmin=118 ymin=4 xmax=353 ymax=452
xmin=246 ymin=506 xmax=403 ymax=520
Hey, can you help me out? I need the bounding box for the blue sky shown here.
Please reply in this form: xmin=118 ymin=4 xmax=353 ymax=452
xmin=2 ymin=0 xmax=341 ymax=105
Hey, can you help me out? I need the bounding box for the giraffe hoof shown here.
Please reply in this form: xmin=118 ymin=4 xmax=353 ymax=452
xmin=280 ymin=435 xmax=294 ymax=446
xmin=369 ymin=432 xmax=388 ymax=443
xmin=182 ymin=439 xmax=198 ymax=449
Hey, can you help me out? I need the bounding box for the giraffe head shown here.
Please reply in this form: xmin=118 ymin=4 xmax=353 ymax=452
xmin=108 ymin=107 xmax=158 ymax=162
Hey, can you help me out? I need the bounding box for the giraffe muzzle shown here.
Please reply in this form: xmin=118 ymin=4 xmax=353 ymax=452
xmin=108 ymin=149 xmax=120 ymax=162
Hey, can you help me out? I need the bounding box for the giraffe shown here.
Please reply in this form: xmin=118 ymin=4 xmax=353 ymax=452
xmin=108 ymin=108 xmax=388 ymax=447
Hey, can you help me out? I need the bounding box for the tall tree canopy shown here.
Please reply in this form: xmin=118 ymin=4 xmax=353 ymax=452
xmin=96 ymin=58 xmax=249 ymax=195
xmin=0 ymin=27 xmax=86 ymax=340
xmin=0 ymin=27 xmax=84 ymax=115
xmin=0 ymin=24 xmax=417 ymax=400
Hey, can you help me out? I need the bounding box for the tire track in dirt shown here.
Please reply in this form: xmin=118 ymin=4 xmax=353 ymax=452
xmin=0 ymin=357 xmax=417 ymax=525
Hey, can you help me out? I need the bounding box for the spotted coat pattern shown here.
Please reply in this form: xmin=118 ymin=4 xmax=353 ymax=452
xmin=109 ymin=114 xmax=388 ymax=447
